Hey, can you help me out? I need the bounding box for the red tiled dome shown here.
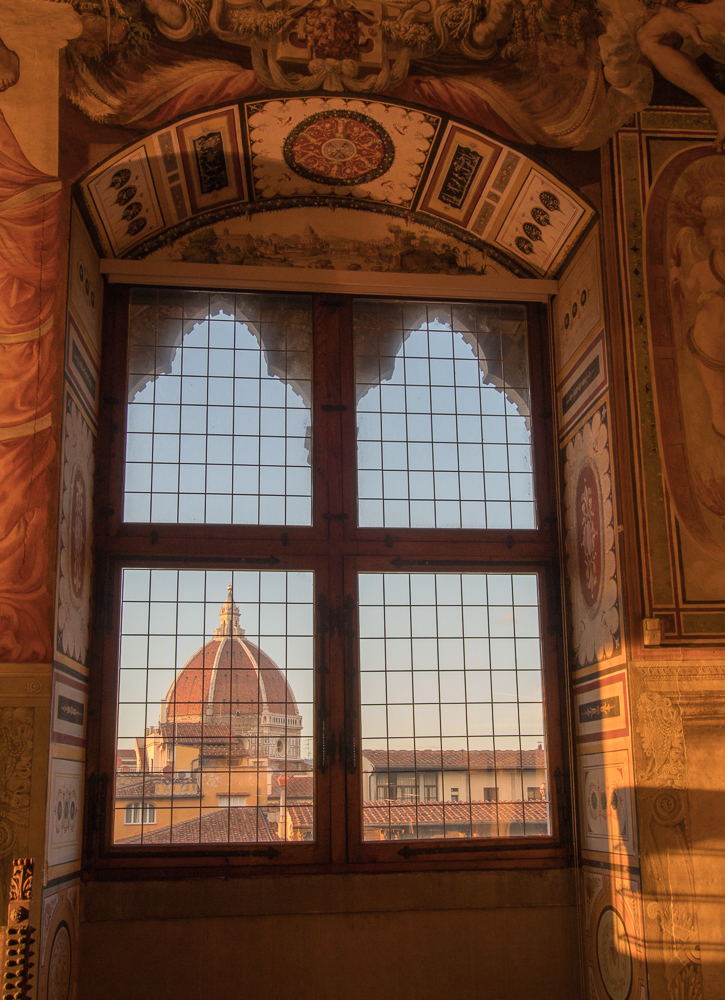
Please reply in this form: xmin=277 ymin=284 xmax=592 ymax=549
xmin=162 ymin=586 xmax=299 ymax=725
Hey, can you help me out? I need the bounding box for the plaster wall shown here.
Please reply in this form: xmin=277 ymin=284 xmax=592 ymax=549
xmin=78 ymin=868 xmax=580 ymax=1000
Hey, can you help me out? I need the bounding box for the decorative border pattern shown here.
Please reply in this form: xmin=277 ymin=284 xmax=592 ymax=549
xmin=50 ymin=671 xmax=87 ymax=748
xmin=554 ymin=225 xmax=602 ymax=374
xmin=574 ymin=671 xmax=630 ymax=744
xmin=64 ymin=315 xmax=100 ymax=427
xmin=418 ymin=123 xmax=501 ymax=228
xmin=563 ymin=401 xmax=623 ymax=671
xmin=175 ymin=106 xmax=246 ymax=215
xmin=86 ymin=144 xmax=165 ymax=257
xmin=54 ymin=390 xmax=94 ymax=670
xmin=557 ymin=330 xmax=608 ymax=441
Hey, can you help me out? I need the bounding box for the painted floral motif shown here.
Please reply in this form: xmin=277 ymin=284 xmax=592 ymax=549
xmin=564 ymin=405 xmax=620 ymax=666
xmin=54 ymin=782 xmax=78 ymax=838
xmin=56 ymin=396 xmax=94 ymax=665
xmin=577 ymin=464 xmax=601 ymax=605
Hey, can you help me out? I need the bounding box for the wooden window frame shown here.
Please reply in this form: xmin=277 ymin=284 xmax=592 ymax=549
xmin=84 ymin=286 xmax=572 ymax=880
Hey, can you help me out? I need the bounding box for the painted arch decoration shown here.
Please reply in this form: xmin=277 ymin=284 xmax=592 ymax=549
xmin=76 ymin=95 xmax=595 ymax=279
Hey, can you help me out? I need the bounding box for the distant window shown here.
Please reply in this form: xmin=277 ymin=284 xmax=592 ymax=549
xmin=124 ymin=802 xmax=156 ymax=825
xmin=218 ymin=795 xmax=249 ymax=807
xmin=450 ymin=788 xmax=460 ymax=803
xmin=527 ymin=786 xmax=543 ymax=801
xmin=483 ymin=787 xmax=498 ymax=802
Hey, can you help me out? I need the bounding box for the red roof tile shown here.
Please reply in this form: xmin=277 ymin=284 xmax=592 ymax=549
xmin=361 ymin=799 xmax=548 ymax=826
xmin=286 ymin=804 xmax=314 ymax=827
xmin=118 ymin=806 xmax=280 ymax=844
xmin=286 ymin=774 xmax=314 ymax=800
xmin=362 ymin=749 xmax=546 ymax=771
xmin=284 ymin=801 xmax=547 ymax=834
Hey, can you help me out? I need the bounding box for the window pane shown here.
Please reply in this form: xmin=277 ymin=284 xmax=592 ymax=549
xmin=359 ymin=572 xmax=549 ymax=841
xmin=115 ymin=569 xmax=315 ymax=845
xmin=125 ymin=289 xmax=312 ymax=525
xmin=354 ymin=300 xmax=534 ymax=529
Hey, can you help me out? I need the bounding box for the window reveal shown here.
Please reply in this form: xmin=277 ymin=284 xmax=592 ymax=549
xmin=93 ymin=288 xmax=564 ymax=869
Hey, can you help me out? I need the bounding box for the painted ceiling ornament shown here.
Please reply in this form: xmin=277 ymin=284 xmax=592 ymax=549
xmin=58 ymin=0 xmax=657 ymax=145
xmin=564 ymin=405 xmax=620 ymax=666
xmin=283 ymin=109 xmax=394 ymax=184
xmin=57 ymin=396 xmax=94 ymax=666
xmin=207 ymin=0 xmax=519 ymax=93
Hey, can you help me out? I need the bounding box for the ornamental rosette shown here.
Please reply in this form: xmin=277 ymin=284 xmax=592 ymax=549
xmin=564 ymin=407 xmax=620 ymax=666
xmin=57 ymin=397 xmax=95 ymax=665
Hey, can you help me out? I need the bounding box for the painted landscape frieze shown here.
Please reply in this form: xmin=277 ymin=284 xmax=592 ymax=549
xmin=150 ymin=209 xmax=494 ymax=274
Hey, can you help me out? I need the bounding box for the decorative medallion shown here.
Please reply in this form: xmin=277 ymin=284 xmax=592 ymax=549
xmin=283 ymin=110 xmax=394 ymax=186
xmin=56 ymin=394 xmax=94 ymax=666
xmin=564 ymin=404 xmax=620 ymax=667
xmin=596 ymin=906 xmax=632 ymax=1000
xmin=48 ymin=923 xmax=72 ymax=1000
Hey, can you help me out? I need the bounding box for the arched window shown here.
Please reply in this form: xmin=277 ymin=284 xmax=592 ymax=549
xmin=124 ymin=802 xmax=157 ymax=825
xmin=94 ymin=287 xmax=563 ymax=870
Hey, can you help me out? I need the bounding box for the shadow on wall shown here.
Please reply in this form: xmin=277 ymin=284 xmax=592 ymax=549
xmin=586 ymin=781 xmax=725 ymax=1000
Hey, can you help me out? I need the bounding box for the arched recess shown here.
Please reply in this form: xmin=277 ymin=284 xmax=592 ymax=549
xmin=75 ymin=94 xmax=595 ymax=420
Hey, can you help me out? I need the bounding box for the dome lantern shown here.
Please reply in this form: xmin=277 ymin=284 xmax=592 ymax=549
xmin=214 ymin=583 xmax=245 ymax=637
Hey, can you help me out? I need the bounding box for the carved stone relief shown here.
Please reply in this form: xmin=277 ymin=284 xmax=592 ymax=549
xmin=634 ymin=691 xmax=703 ymax=999
xmin=0 ymin=708 xmax=33 ymax=921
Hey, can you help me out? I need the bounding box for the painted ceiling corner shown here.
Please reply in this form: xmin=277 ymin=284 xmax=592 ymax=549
xmin=75 ymin=96 xmax=595 ymax=280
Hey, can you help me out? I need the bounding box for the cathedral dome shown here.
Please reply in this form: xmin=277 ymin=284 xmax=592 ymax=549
xmin=161 ymin=586 xmax=300 ymax=728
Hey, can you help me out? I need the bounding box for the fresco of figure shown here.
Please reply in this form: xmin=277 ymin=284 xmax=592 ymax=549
xmin=672 ymin=182 xmax=725 ymax=437
xmin=0 ymin=33 xmax=19 ymax=92
xmin=637 ymin=1 xmax=725 ymax=150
